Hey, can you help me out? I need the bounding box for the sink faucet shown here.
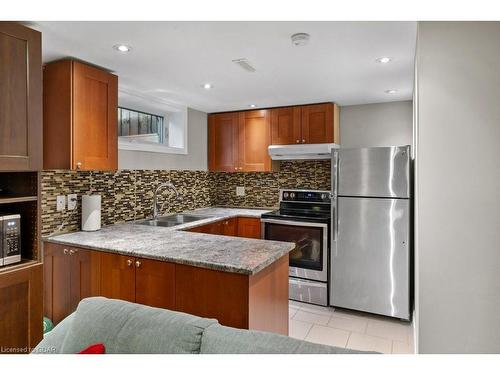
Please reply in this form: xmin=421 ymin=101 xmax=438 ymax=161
xmin=153 ymin=182 xmax=181 ymax=220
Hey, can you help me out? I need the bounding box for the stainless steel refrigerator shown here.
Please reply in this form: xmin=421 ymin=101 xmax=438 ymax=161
xmin=330 ymin=146 xmax=411 ymax=320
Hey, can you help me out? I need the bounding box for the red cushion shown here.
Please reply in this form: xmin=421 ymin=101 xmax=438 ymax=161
xmin=78 ymin=343 xmax=106 ymax=354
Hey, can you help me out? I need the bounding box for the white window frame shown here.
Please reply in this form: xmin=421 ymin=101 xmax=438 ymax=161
xmin=117 ymin=88 xmax=188 ymax=155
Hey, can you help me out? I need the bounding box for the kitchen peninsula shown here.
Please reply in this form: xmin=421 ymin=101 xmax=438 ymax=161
xmin=43 ymin=208 xmax=293 ymax=335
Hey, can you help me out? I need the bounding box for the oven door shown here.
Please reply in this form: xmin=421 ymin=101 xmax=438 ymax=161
xmin=261 ymin=219 xmax=328 ymax=282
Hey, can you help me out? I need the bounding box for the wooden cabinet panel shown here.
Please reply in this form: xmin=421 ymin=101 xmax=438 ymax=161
xmin=0 ymin=264 xmax=43 ymax=352
xmin=72 ymin=61 xmax=118 ymax=170
xmin=43 ymin=59 xmax=118 ymax=170
xmin=0 ymin=22 xmax=42 ymax=171
xmin=238 ymin=110 xmax=271 ymax=172
xmin=237 ymin=217 xmax=262 ymax=239
xmin=43 ymin=243 xmax=71 ymax=325
xmin=270 ymin=107 xmax=301 ymax=145
xmin=175 ymin=263 xmax=250 ymax=329
xmin=69 ymin=247 xmax=100 ymax=312
xmin=43 ymin=243 xmax=100 ymax=324
xmin=99 ymin=252 xmax=135 ymax=303
xmin=221 ymin=218 xmax=237 ymax=236
xmin=136 ymin=258 xmax=175 ymax=310
xmin=301 ymin=103 xmax=336 ymax=144
xmin=208 ymin=113 xmax=239 ymax=172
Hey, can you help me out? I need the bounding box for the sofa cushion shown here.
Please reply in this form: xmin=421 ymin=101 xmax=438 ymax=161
xmin=59 ymin=297 xmax=217 ymax=354
xmin=200 ymin=323 xmax=371 ymax=354
xmin=32 ymin=313 xmax=75 ymax=354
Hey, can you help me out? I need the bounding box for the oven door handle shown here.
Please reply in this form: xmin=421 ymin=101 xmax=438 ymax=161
xmin=260 ymin=218 xmax=328 ymax=229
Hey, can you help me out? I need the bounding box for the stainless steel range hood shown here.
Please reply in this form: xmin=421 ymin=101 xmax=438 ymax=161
xmin=268 ymin=143 xmax=339 ymax=160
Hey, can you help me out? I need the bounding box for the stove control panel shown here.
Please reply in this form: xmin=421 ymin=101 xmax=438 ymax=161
xmin=280 ymin=190 xmax=331 ymax=204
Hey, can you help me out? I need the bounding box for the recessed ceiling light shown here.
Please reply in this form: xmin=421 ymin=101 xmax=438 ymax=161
xmin=385 ymin=89 xmax=397 ymax=94
xmin=113 ymin=44 xmax=132 ymax=53
xmin=376 ymin=56 xmax=392 ymax=64
xmin=249 ymin=104 xmax=257 ymax=108
xmin=202 ymin=83 xmax=213 ymax=89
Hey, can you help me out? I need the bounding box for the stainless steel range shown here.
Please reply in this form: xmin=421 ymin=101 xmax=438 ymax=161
xmin=261 ymin=189 xmax=331 ymax=306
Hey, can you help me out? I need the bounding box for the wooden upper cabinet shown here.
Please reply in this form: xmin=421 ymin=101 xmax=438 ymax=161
xmin=0 ymin=22 xmax=42 ymax=171
xmin=238 ymin=110 xmax=271 ymax=172
xmin=43 ymin=59 xmax=118 ymax=170
xmin=301 ymin=103 xmax=337 ymax=144
xmin=270 ymin=107 xmax=301 ymax=145
xmin=270 ymin=103 xmax=339 ymax=145
xmin=208 ymin=112 xmax=239 ymax=172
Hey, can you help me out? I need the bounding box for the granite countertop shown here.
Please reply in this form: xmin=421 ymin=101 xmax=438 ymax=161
xmin=44 ymin=207 xmax=294 ymax=275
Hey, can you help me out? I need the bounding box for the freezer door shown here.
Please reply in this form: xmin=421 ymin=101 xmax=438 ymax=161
xmin=331 ymin=197 xmax=410 ymax=319
xmin=338 ymin=146 xmax=410 ymax=198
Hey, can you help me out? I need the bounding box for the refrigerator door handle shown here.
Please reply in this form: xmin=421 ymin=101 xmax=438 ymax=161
xmin=331 ymin=149 xmax=339 ymax=246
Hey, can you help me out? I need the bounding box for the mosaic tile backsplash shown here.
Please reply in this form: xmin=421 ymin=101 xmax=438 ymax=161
xmin=40 ymin=161 xmax=331 ymax=236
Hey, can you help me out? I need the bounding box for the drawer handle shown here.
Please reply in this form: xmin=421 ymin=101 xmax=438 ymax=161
xmin=127 ymin=259 xmax=133 ymax=267
xmin=135 ymin=260 xmax=141 ymax=268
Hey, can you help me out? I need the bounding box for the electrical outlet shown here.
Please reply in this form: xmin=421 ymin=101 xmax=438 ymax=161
xmin=56 ymin=195 xmax=66 ymax=211
xmin=67 ymin=194 xmax=77 ymax=210
xmin=236 ymin=186 xmax=245 ymax=196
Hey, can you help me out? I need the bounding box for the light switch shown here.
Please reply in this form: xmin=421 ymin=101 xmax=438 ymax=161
xmin=67 ymin=194 xmax=77 ymax=210
xmin=236 ymin=186 xmax=245 ymax=196
xmin=56 ymin=195 xmax=66 ymax=211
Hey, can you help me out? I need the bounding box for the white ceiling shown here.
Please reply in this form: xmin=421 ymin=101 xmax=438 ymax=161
xmin=33 ymin=21 xmax=417 ymax=113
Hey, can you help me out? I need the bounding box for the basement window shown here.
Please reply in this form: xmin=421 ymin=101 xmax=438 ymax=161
xmin=118 ymin=107 xmax=167 ymax=144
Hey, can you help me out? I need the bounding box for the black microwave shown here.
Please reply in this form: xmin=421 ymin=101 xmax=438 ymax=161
xmin=0 ymin=214 xmax=21 ymax=266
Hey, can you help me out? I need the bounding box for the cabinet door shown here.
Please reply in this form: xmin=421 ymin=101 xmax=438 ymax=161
xmin=69 ymin=247 xmax=100 ymax=312
xmin=43 ymin=243 xmax=72 ymax=325
xmin=221 ymin=218 xmax=237 ymax=236
xmin=301 ymin=103 xmax=335 ymax=144
xmin=270 ymin=107 xmax=301 ymax=145
xmin=208 ymin=113 xmax=239 ymax=172
xmin=0 ymin=264 xmax=43 ymax=351
xmin=99 ymin=252 xmax=135 ymax=302
xmin=238 ymin=110 xmax=272 ymax=172
xmin=136 ymin=258 xmax=175 ymax=310
xmin=0 ymin=22 xmax=42 ymax=171
xmin=72 ymin=61 xmax=118 ymax=170
xmin=237 ymin=217 xmax=262 ymax=239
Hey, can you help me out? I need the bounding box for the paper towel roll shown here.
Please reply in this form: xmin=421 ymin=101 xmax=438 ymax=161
xmin=82 ymin=195 xmax=101 ymax=231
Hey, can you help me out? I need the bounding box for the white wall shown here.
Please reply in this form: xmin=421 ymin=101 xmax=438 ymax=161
xmin=415 ymin=22 xmax=500 ymax=353
xmin=119 ymin=108 xmax=208 ymax=170
xmin=340 ymin=101 xmax=413 ymax=148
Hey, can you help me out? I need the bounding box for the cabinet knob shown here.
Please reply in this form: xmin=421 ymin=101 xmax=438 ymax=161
xmin=302 ymin=139 xmax=306 ymax=143
xmin=127 ymin=259 xmax=133 ymax=267
xmin=234 ymin=167 xmax=238 ymax=170
xmin=63 ymin=248 xmax=69 ymax=255
xmin=69 ymin=249 xmax=76 ymax=255
xmin=135 ymin=260 xmax=141 ymax=268
xmin=239 ymin=167 xmax=243 ymax=170
xmin=296 ymin=140 xmax=300 ymax=143
xmin=76 ymin=162 xmax=82 ymax=169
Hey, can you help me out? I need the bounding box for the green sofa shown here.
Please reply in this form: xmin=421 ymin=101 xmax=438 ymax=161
xmin=33 ymin=297 xmax=370 ymax=354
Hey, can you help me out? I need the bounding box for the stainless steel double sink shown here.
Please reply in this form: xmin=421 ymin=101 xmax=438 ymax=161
xmin=134 ymin=213 xmax=213 ymax=228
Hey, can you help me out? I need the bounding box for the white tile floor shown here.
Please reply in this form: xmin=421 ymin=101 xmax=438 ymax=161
xmin=288 ymin=300 xmax=415 ymax=354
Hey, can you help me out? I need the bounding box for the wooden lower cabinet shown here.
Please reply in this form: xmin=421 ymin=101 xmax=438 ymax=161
xmin=187 ymin=217 xmax=260 ymax=239
xmin=44 ymin=243 xmax=100 ymax=325
xmin=175 ymin=255 xmax=288 ymax=335
xmin=237 ymin=217 xmax=262 ymax=239
xmin=43 ymin=237 xmax=288 ymax=335
xmin=99 ymin=252 xmax=135 ymax=303
xmin=0 ymin=264 xmax=43 ymax=352
xmin=135 ymin=259 xmax=175 ymax=310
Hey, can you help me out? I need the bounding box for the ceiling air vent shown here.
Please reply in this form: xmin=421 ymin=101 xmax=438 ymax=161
xmin=232 ymin=58 xmax=256 ymax=73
